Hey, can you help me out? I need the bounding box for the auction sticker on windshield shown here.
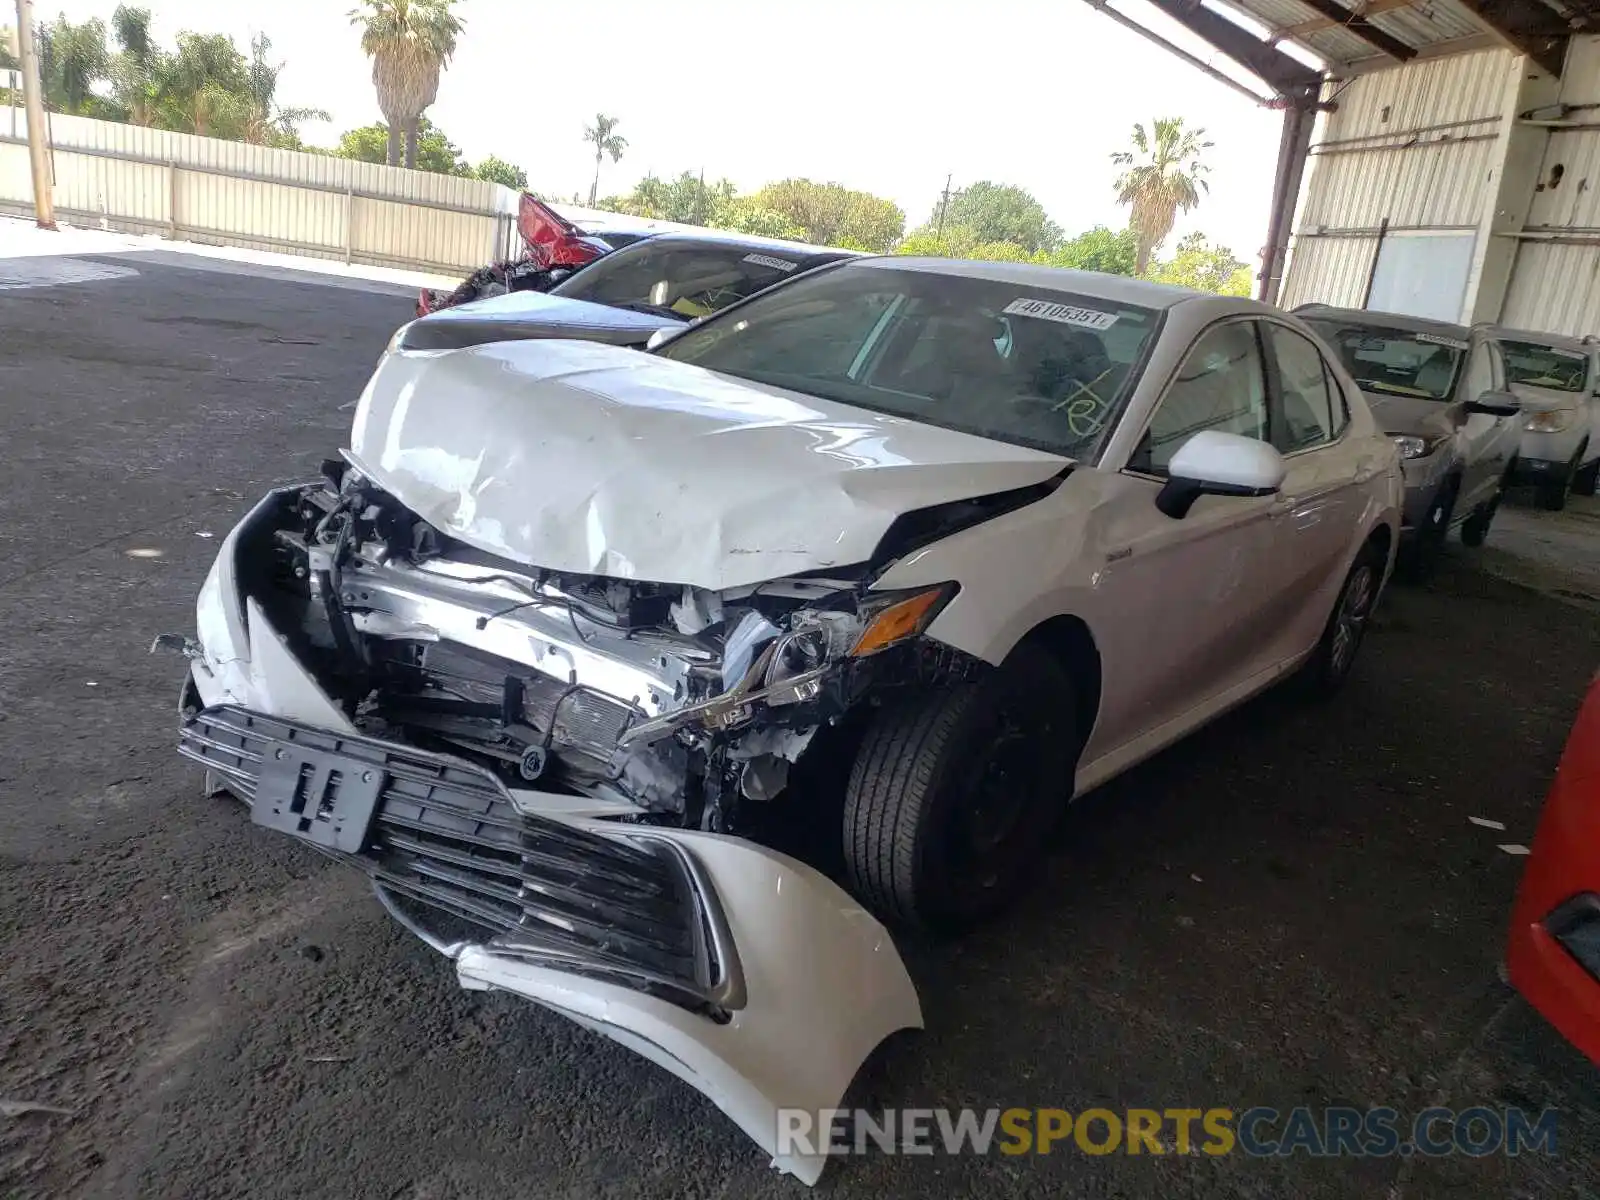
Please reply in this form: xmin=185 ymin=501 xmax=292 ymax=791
xmin=1003 ymin=298 xmax=1119 ymax=330
xmin=743 ymin=253 xmax=799 ymax=272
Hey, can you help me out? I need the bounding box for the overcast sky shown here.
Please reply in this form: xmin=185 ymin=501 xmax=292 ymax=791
xmin=56 ymin=0 xmax=1298 ymax=260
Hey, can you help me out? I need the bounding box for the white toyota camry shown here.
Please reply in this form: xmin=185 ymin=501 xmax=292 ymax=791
xmin=167 ymin=257 xmax=1402 ymax=1183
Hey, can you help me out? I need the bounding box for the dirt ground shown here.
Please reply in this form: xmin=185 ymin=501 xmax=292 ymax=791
xmin=1 ymin=253 xmax=1598 ymax=1199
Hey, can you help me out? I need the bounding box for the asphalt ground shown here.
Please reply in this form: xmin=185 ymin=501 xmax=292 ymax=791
xmin=1 ymin=253 xmax=1598 ymax=1199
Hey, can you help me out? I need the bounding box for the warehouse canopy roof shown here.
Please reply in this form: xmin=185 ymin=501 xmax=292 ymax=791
xmin=1088 ymin=0 xmax=1588 ymax=91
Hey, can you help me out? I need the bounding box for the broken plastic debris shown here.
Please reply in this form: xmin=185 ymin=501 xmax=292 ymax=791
xmin=1469 ymin=816 xmax=1507 ymax=831
xmin=125 ymin=548 xmax=163 ymax=559
xmin=195 ymin=530 xmax=215 ymax=539
xmin=85 ymin=681 xmax=99 ymax=687
xmin=1 ymin=1099 xmax=72 ymax=1118
xmin=1498 ymin=844 xmax=1531 ymax=856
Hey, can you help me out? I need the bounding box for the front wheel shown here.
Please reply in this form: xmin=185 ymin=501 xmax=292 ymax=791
xmin=1298 ymin=541 xmax=1382 ymax=698
xmin=1574 ymin=454 xmax=1599 ymax=498
xmin=842 ymin=652 xmax=1078 ymax=931
xmin=1460 ymin=496 xmax=1499 ymax=547
xmin=1399 ymin=479 xmax=1457 ymax=582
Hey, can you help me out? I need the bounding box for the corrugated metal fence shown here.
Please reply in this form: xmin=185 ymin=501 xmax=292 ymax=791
xmin=0 ymin=108 xmax=521 ymax=275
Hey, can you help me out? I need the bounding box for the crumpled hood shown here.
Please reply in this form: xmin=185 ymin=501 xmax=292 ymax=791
xmin=347 ymin=339 xmax=1067 ymax=589
xmin=1363 ymin=391 xmax=1455 ymax=437
xmin=400 ymin=289 xmax=681 ymax=352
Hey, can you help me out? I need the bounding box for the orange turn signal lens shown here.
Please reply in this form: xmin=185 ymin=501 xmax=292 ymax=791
xmin=849 ymin=586 xmax=954 ymax=658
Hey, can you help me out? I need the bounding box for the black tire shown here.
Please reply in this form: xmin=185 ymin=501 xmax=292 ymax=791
xmin=1299 ymin=540 xmax=1383 ymax=698
xmin=1460 ymin=501 xmax=1495 ymax=547
xmin=842 ymin=652 xmax=1078 ymax=931
xmin=1574 ymin=454 xmax=1599 ymax=498
xmin=1398 ymin=477 xmax=1457 ymax=582
xmin=1538 ymin=447 xmax=1582 ymax=511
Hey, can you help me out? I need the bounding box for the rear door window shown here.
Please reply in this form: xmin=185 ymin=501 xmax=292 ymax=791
xmin=1265 ymin=324 xmax=1339 ymax=452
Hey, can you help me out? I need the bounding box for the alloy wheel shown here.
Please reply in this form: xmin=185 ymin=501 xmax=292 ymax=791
xmin=1329 ymin=563 xmax=1375 ymax=678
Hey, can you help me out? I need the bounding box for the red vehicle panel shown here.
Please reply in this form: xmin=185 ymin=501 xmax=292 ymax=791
xmin=416 ymin=195 xmax=610 ymax=317
xmin=1507 ymin=667 xmax=1600 ymax=1064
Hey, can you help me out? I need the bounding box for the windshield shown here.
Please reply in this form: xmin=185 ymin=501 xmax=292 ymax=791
xmin=551 ymin=241 xmax=811 ymax=319
xmin=657 ymin=264 xmax=1160 ymax=460
xmin=1301 ymin=318 xmax=1466 ymax=401
xmin=1501 ymin=339 xmax=1590 ymax=393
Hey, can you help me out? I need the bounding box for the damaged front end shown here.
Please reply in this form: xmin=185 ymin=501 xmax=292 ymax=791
xmin=171 ymin=462 xmax=942 ymax=1183
xmin=196 ymin=461 xmax=975 ymax=827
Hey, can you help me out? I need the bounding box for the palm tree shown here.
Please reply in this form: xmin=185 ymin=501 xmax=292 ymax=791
xmin=349 ymin=0 xmax=464 ymax=169
xmin=584 ymin=114 xmax=626 ymax=207
xmin=39 ymin=16 xmax=111 ymax=115
xmin=109 ymin=5 xmax=163 ymax=126
xmin=244 ymin=34 xmax=329 ymax=147
xmin=1111 ymin=118 xmax=1213 ymax=275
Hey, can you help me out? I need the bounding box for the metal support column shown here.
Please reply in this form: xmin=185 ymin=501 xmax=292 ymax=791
xmin=1258 ymin=97 xmax=1317 ymax=306
xmin=13 ymin=0 xmax=53 ymax=229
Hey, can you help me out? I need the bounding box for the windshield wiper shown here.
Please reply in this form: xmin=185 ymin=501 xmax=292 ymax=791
xmin=1355 ymin=378 xmax=1443 ymax=400
xmin=613 ymin=300 xmax=684 ymax=319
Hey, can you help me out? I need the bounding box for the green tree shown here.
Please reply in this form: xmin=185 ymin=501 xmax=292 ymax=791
xmin=474 ymin=155 xmax=527 ymax=189
xmin=711 ymin=195 xmax=804 ymax=240
xmin=894 ymin=226 xmax=1032 ymax=263
xmin=751 ymin=179 xmax=904 ymax=251
xmin=1148 ymin=232 xmax=1252 ymax=295
xmin=1112 ymin=117 xmax=1212 ymax=275
xmin=244 ymin=33 xmax=329 ymax=147
xmin=941 ymin=181 xmax=1061 ymax=254
xmin=1042 ymin=225 xmax=1139 ymax=276
xmin=337 ymin=116 xmax=467 ymax=174
xmin=108 ymin=5 xmax=166 ymax=126
xmin=39 ymin=16 xmax=111 ymax=115
xmin=601 ymin=171 xmax=731 ymax=224
xmin=156 ymin=32 xmax=252 ymax=138
xmin=350 ymin=0 xmax=465 ymax=168
xmin=584 ymin=114 xmax=627 ymax=206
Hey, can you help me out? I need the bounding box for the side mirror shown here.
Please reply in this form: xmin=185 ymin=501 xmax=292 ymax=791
xmin=1156 ymin=431 xmax=1286 ymax=520
xmin=645 ymin=326 xmax=681 ymax=352
xmin=1466 ymin=389 xmax=1521 ymax=418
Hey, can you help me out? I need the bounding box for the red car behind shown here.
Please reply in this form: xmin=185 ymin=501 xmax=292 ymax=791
xmin=1507 ymin=666 xmax=1600 ymax=1064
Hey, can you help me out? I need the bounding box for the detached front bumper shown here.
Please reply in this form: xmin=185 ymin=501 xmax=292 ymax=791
xmin=172 ymin=508 xmax=923 ymax=1185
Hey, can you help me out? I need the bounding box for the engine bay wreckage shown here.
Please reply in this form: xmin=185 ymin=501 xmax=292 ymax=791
xmin=167 ymin=337 xmax=1075 ymax=1183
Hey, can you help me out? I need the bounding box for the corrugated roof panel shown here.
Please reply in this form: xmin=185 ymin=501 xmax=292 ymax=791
xmin=1221 ymin=0 xmax=1493 ymax=66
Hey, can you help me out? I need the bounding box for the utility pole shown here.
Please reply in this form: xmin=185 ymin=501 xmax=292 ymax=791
xmin=14 ymin=0 xmax=53 ymax=229
xmin=935 ymin=173 xmax=953 ymax=240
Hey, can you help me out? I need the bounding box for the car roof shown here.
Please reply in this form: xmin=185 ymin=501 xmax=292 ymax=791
xmin=1485 ymin=326 xmax=1596 ymax=354
xmin=850 ymin=256 xmax=1258 ymax=311
xmin=1293 ymin=303 xmax=1471 ymax=341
